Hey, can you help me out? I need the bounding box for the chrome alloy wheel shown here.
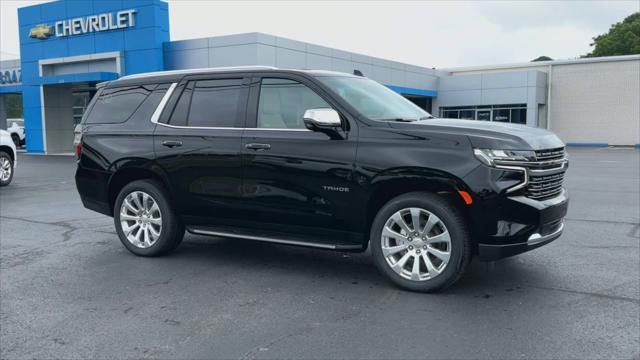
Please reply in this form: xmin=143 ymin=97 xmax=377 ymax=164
xmin=381 ymin=208 xmax=452 ymax=281
xmin=119 ymin=191 xmax=162 ymax=248
xmin=0 ymin=156 xmax=11 ymax=182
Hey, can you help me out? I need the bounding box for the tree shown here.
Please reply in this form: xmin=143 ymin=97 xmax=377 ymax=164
xmin=4 ymin=94 xmax=23 ymax=118
xmin=531 ymin=56 xmax=554 ymax=62
xmin=584 ymin=12 xmax=640 ymax=57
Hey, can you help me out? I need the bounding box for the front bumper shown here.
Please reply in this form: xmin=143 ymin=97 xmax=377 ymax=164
xmin=463 ymin=158 xmax=569 ymax=261
xmin=473 ymin=189 xmax=569 ymax=261
xmin=478 ymin=219 xmax=564 ymax=261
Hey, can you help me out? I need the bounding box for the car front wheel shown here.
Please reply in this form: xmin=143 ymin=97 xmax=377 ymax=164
xmin=370 ymin=192 xmax=470 ymax=292
xmin=113 ymin=179 xmax=184 ymax=256
xmin=0 ymin=151 xmax=14 ymax=186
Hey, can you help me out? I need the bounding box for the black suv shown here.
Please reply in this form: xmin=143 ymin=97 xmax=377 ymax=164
xmin=75 ymin=67 xmax=568 ymax=292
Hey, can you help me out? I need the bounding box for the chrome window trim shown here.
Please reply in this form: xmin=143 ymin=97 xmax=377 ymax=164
xmin=155 ymin=124 xmax=311 ymax=131
xmin=245 ymin=128 xmax=310 ymax=132
xmin=149 ymin=82 xmax=312 ymax=132
xmin=150 ymin=82 xmax=177 ymax=125
xmin=155 ymin=122 xmax=242 ymax=131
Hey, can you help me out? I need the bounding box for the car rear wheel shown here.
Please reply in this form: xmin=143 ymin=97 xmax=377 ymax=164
xmin=0 ymin=151 xmax=14 ymax=186
xmin=370 ymin=192 xmax=470 ymax=292
xmin=114 ymin=179 xmax=184 ymax=256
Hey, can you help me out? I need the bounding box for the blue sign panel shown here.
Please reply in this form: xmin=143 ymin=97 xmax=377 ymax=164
xmin=17 ymin=0 xmax=169 ymax=153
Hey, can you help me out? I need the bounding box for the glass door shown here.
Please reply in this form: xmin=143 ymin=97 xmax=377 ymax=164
xmin=72 ymin=92 xmax=91 ymax=125
xmin=476 ymin=109 xmax=491 ymax=121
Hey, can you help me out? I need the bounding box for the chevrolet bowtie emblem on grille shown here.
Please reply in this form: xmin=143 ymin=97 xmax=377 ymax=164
xmin=29 ymin=24 xmax=55 ymax=40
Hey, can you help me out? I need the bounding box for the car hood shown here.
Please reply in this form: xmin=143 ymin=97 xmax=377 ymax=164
xmin=389 ymin=118 xmax=565 ymax=150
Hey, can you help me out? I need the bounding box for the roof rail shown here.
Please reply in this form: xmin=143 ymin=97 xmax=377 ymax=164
xmin=118 ymin=66 xmax=279 ymax=80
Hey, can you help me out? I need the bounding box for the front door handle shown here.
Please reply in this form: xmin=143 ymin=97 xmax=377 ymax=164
xmin=162 ymin=140 xmax=183 ymax=148
xmin=245 ymin=143 xmax=271 ymax=151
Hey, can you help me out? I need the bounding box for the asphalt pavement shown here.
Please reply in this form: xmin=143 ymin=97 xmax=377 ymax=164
xmin=0 ymin=148 xmax=638 ymax=359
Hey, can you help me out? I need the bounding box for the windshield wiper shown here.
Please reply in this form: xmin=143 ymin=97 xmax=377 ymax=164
xmin=419 ymin=115 xmax=435 ymax=120
xmin=378 ymin=118 xmax=418 ymax=122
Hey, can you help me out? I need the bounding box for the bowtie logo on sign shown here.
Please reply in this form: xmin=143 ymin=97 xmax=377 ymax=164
xmin=29 ymin=24 xmax=55 ymax=39
xmin=28 ymin=9 xmax=137 ymax=40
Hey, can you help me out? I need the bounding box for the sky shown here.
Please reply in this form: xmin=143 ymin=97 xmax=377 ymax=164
xmin=1 ymin=0 xmax=638 ymax=68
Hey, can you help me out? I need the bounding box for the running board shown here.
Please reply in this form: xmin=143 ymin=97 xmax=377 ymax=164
xmin=187 ymin=226 xmax=362 ymax=251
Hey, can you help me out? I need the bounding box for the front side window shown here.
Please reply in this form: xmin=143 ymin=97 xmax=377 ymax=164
xmin=318 ymin=76 xmax=431 ymax=121
xmin=169 ymin=79 xmax=245 ymax=127
xmin=257 ymin=78 xmax=331 ymax=129
xmin=86 ymin=85 xmax=154 ymax=124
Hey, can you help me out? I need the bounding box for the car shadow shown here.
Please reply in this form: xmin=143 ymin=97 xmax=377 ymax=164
xmin=167 ymin=233 xmax=548 ymax=295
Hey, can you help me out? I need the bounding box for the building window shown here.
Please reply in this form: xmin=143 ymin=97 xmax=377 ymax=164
xmin=511 ymin=108 xmax=527 ymax=124
xmin=459 ymin=110 xmax=474 ymax=120
xmin=492 ymin=109 xmax=510 ymax=122
xmin=442 ymin=110 xmax=459 ymax=119
xmin=440 ymin=104 xmax=527 ymax=124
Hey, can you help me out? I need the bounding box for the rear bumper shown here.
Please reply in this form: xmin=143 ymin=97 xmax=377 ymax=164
xmin=75 ymin=165 xmax=112 ymax=216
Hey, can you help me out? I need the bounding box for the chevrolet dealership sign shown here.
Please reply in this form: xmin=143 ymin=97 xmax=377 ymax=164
xmin=29 ymin=9 xmax=137 ymax=40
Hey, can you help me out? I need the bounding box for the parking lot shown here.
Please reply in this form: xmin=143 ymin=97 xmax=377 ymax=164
xmin=0 ymin=148 xmax=638 ymax=359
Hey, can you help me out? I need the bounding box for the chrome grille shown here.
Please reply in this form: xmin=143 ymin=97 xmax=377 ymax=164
xmin=492 ymin=147 xmax=568 ymax=201
xmin=535 ymin=147 xmax=565 ymax=161
xmin=525 ymin=172 xmax=565 ymax=200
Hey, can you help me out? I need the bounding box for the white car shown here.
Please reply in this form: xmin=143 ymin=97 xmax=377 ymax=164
xmin=0 ymin=129 xmax=17 ymax=186
xmin=7 ymin=118 xmax=25 ymax=147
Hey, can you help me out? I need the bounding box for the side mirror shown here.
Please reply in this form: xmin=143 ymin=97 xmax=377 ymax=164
xmin=303 ymin=108 xmax=342 ymax=131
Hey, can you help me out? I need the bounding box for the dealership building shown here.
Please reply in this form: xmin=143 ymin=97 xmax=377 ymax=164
xmin=0 ymin=0 xmax=638 ymax=154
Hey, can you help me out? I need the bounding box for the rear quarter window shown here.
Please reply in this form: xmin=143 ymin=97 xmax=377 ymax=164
xmin=85 ymin=85 xmax=156 ymax=124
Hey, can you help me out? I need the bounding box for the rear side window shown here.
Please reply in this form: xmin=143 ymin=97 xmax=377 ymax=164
xmin=168 ymin=82 xmax=193 ymax=127
xmin=86 ymin=85 xmax=155 ymax=124
xmin=168 ymin=78 xmax=245 ymax=128
xmin=126 ymin=83 xmax=171 ymax=125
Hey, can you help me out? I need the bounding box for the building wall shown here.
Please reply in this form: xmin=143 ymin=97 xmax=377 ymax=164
xmin=547 ymin=60 xmax=639 ymax=146
xmin=164 ymin=33 xmax=443 ymax=96
xmin=17 ymin=0 xmax=169 ymax=153
xmin=433 ymin=70 xmax=546 ymax=127
xmin=445 ymin=56 xmax=640 ymax=145
xmin=42 ymin=85 xmax=74 ymax=153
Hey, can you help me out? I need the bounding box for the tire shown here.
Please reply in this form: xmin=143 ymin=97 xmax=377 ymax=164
xmin=370 ymin=192 xmax=471 ymax=292
xmin=11 ymin=134 xmax=20 ymax=147
xmin=113 ymin=179 xmax=184 ymax=256
xmin=0 ymin=151 xmax=14 ymax=187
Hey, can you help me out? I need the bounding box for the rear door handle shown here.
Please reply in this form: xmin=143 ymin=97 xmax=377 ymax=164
xmin=245 ymin=143 xmax=271 ymax=151
xmin=162 ymin=140 xmax=183 ymax=148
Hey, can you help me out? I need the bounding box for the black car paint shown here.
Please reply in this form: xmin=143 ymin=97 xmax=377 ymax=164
xmin=76 ymin=69 xmax=568 ymax=260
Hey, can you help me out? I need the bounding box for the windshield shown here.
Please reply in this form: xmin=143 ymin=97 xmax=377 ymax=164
xmin=318 ymin=76 xmax=432 ymax=121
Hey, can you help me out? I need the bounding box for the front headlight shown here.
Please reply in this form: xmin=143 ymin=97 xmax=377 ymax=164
xmin=473 ymin=149 xmax=536 ymax=166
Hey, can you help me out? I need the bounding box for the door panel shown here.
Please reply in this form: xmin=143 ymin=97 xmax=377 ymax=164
xmin=242 ymin=129 xmax=360 ymax=240
xmin=155 ymin=126 xmax=244 ymax=226
xmin=240 ymin=76 xmax=361 ymax=244
xmin=153 ymin=77 xmax=247 ymax=226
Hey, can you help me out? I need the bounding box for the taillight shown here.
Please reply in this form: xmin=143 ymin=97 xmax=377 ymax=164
xmin=73 ymin=124 xmax=83 ymax=159
xmin=75 ymin=142 xmax=82 ymax=159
